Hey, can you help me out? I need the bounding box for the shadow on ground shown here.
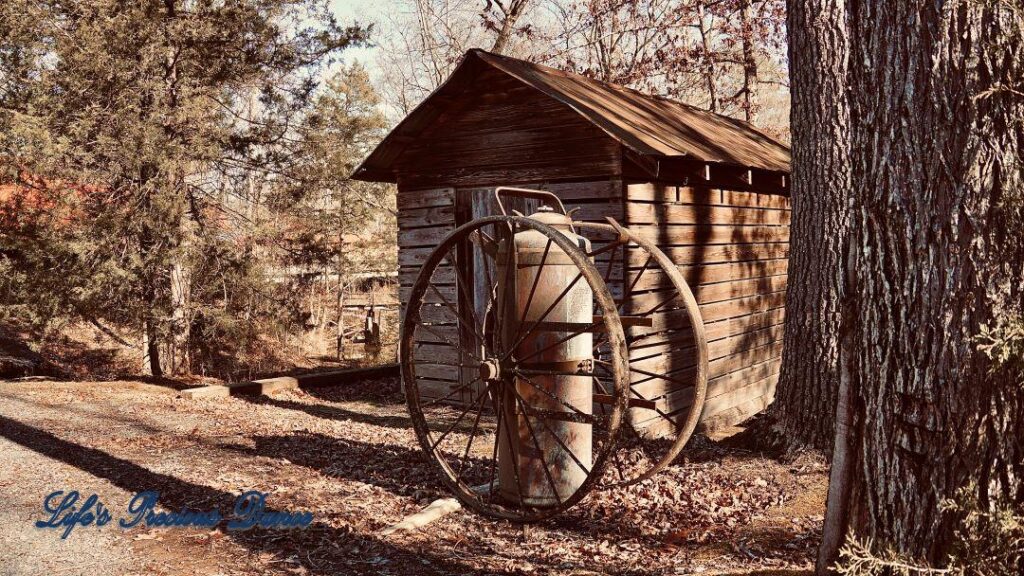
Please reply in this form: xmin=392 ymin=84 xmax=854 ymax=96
xmin=0 ymin=415 xmax=482 ymax=575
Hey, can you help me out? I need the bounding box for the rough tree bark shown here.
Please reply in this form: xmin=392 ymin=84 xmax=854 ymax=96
xmin=819 ymin=0 xmax=1024 ymax=569
xmin=769 ymin=0 xmax=849 ymax=454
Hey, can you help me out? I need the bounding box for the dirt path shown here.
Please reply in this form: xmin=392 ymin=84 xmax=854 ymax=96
xmin=0 ymin=378 xmax=825 ymax=575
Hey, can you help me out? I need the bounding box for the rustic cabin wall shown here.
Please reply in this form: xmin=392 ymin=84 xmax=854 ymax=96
xmin=394 ymin=68 xmax=620 ymax=190
xmin=623 ymin=182 xmax=791 ymax=433
xmin=397 ymin=186 xmax=459 ymax=401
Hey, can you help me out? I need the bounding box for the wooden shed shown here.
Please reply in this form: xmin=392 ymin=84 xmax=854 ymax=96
xmin=353 ymin=49 xmax=791 ymax=432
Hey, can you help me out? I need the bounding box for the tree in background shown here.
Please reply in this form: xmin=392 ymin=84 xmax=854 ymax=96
xmin=811 ymin=0 xmax=1024 ymax=571
xmin=272 ymin=64 xmax=393 ymax=362
xmin=0 ymin=0 xmax=370 ymax=376
xmin=483 ymin=0 xmax=536 ymax=54
xmin=541 ymin=0 xmax=787 ymax=113
xmin=375 ymin=0 xmax=789 ymax=136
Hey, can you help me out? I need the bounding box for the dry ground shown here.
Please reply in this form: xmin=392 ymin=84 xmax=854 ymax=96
xmin=0 ymin=376 xmax=826 ymax=575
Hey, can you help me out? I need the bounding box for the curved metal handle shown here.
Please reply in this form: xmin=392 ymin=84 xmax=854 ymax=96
xmin=493 ymin=186 xmax=567 ymax=216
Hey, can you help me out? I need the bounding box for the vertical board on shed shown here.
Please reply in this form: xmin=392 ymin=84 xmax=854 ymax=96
xmin=624 ymin=182 xmax=790 ymax=434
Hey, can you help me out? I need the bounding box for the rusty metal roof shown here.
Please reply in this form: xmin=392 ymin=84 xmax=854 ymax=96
xmin=353 ymin=49 xmax=790 ymax=183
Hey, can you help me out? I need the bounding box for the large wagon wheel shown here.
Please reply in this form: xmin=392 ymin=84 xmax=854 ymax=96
xmin=574 ymin=219 xmax=709 ymax=486
xmin=400 ymin=214 xmax=630 ymax=521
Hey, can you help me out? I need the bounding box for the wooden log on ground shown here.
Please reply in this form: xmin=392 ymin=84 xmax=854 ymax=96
xmin=178 ymin=364 xmax=399 ymax=399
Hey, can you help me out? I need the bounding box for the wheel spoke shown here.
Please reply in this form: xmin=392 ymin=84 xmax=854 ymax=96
xmin=596 ymin=358 xmax=695 ymax=389
xmin=485 ymin=385 xmax=503 ymax=502
xmin=508 ymin=385 xmax=592 ymax=477
xmin=417 ymin=322 xmax=475 ymax=355
xmin=626 ymin=255 xmax=654 ymax=297
xmin=497 ymin=381 xmax=527 ymax=507
xmin=425 ymin=380 xmax=484 ymax=442
xmin=420 ymin=377 xmax=483 ymax=408
xmin=638 ymin=290 xmax=680 ymax=317
xmin=512 ymin=392 xmax=563 ymax=506
xmin=514 ymin=318 xmax=602 ymax=365
xmin=443 ymin=246 xmax=487 ymax=337
xmin=509 ymin=238 xmax=553 ymax=346
xmin=500 ymin=272 xmax=586 ymax=362
xmin=492 ymin=222 xmax=518 ymax=350
xmin=457 ymin=386 xmax=490 ymax=480
xmin=587 ymin=239 xmax=623 ymax=259
xmin=427 ymin=284 xmax=488 ymax=352
xmin=603 ymin=241 xmax=621 ymax=288
xmin=513 ymin=371 xmax=596 ymax=422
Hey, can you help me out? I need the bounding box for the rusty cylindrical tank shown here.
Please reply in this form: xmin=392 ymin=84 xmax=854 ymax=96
xmin=496 ymin=206 xmax=594 ymax=507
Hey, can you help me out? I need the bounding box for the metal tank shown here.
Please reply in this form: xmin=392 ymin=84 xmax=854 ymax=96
xmin=495 ymin=205 xmax=594 ymax=507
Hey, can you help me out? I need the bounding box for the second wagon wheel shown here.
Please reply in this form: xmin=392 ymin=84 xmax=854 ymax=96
xmin=400 ymin=214 xmax=630 ymax=521
xmin=573 ymin=219 xmax=709 ymax=486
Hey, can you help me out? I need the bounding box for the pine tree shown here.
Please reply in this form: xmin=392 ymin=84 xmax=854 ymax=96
xmin=0 ymin=0 xmax=367 ymax=375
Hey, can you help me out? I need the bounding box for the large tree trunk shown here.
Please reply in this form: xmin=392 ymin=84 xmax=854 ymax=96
xmin=819 ymin=0 xmax=1024 ymax=569
xmin=770 ymin=0 xmax=850 ymax=453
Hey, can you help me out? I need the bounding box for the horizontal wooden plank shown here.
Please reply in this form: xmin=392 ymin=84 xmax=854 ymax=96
xmin=627 ymin=183 xmax=791 ymax=210
xmin=399 ymin=284 xmax=457 ymax=304
xmin=412 ymin=324 xmax=462 ymax=346
xmin=414 ymin=364 xmax=461 ymax=382
xmin=631 ymin=357 xmax=782 ymax=432
xmin=625 ymin=202 xmax=791 ymax=226
xmin=397 ymin=187 xmax=454 ymax=210
xmin=399 ymin=265 xmax=455 ymax=287
xmin=565 ymin=202 xmax=625 ymax=222
xmin=626 ymin=259 xmax=789 ymax=292
xmin=629 ymin=224 xmax=790 ymax=246
xmin=630 ymin=243 xmax=790 ymax=266
xmin=544 ymin=180 xmax=622 ymax=201
xmin=699 ymin=391 xmax=776 ymax=432
xmin=415 ymin=378 xmax=459 ymax=401
xmin=700 ymin=292 xmax=786 ymax=323
xmin=410 ymin=342 xmax=465 ymax=366
xmin=401 ymin=303 xmax=458 ymax=324
xmin=405 ymin=136 xmax=609 ymax=170
xmin=626 ymin=275 xmax=788 ymax=311
xmin=454 ymin=179 xmax=621 ymax=205
xmin=399 ymin=246 xmax=436 ymax=268
xmin=399 ymin=160 xmax=619 ymax=190
xmin=701 ymin=373 xmax=780 ymax=421
xmin=632 ymin=340 xmax=783 ymax=398
xmin=705 ymin=307 xmax=785 ymax=342
xmin=398 ymin=225 xmax=454 ymax=248
xmin=630 ymin=324 xmax=784 ymax=387
xmin=706 ymin=357 xmax=782 ymax=401
xmin=628 ymin=307 xmax=785 ymax=353
xmin=398 ymin=204 xmax=456 ymax=229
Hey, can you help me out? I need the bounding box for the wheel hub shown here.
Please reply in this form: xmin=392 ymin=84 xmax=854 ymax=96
xmin=478 ymin=358 xmax=502 ymax=382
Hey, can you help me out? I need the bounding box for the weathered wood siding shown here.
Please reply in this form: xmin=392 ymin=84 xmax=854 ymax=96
xmin=397 ymin=178 xmax=792 ymax=427
xmin=624 ymin=182 xmax=791 ymax=433
xmin=398 ymin=186 xmax=459 ymax=401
